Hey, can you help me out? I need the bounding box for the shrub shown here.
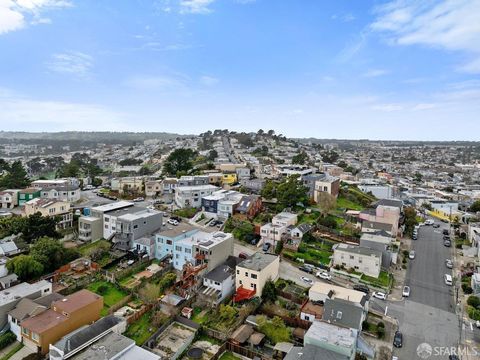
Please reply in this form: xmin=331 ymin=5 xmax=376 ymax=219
xmin=317 ymin=216 xmax=337 ymax=229
xmin=462 ymin=284 xmax=473 ymax=294
xmin=402 ymin=250 xmax=409 ymax=257
xmin=467 ymin=295 xmax=480 ymax=309
xmin=377 ymin=327 xmax=385 ymax=339
xmin=468 ymin=306 xmax=480 ymax=321
xmin=377 ymin=321 xmax=385 ymax=329
xmin=0 ymin=331 xmax=16 ymax=350
xmin=97 ymin=284 xmax=109 ymax=295
xmin=402 ymin=264 xmax=407 ymax=269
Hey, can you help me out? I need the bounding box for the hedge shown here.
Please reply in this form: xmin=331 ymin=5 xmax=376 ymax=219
xmin=0 ymin=331 xmax=16 ymax=350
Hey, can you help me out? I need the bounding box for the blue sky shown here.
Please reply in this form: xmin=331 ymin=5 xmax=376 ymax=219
xmin=1 ymin=0 xmax=479 ymax=140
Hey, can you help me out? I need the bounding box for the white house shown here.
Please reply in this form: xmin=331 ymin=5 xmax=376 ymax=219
xmin=175 ymin=185 xmax=219 ymax=208
xmin=332 ymin=244 xmax=382 ymax=278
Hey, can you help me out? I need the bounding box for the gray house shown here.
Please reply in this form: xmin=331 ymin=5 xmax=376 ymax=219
xmin=322 ymin=298 xmax=366 ymax=331
xmin=359 ymin=232 xmax=394 ymax=269
xmin=113 ymin=209 xmax=162 ymax=251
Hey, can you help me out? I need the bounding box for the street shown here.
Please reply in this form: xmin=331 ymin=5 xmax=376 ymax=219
xmin=385 ymin=221 xmax=460 ymax=360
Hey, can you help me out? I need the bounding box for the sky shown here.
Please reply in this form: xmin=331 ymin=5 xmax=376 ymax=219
xmin=1 ymin=0 xmax=480 ymax=140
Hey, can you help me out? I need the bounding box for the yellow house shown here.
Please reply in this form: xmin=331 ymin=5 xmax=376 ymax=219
xmin=222 ymin=173 xmax=237 ymax=185
xmin=23 ymin=198 xmax=73 ymax=229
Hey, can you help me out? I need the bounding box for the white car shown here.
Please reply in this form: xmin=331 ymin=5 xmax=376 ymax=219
xmin=373 ymin=291 xmax=387 ymax=300
xmin=316 ymin=271 xmax=331 ymax=281
xmin=301 ymin=276 xmax=313 ymax=285
xmin=133 ymin=197 xmax=145 ymax=202
xmin=425 ymin=219 xmax=434 ymax=225
xmin=409 ymin=251 xmax=415 ymax=259
xmin=402 ymin=286 xmax=410 ymax=297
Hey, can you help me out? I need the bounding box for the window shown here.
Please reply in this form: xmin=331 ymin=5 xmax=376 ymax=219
xmin=166 ymin=240 xmax=172 ymax=245
xmin=22 ymin=327 xmax=29 ymax=336
xmin=239 ymin=280 xmax=242 ymax=285
xmin=185 ymin=248 xmax=191 ymax=254
xmin=176 ymin=254 xmax=179 ymax=259
xmin=175 ymin=246 xmax=182 ymax=251
xmin=336 ymin=311 xmax=343 ymax=319
xmin=245 ymin=272 xmax=248 ymax=277
xmin=133 ymin=225 xmax=138 ymax=229
xmin=105 ymin=224 xmax=108 ymax=229
xmin=214 ymin=281 xmax=220 ymax=285
xmin=251 ymin=274 xmax=257 ymax=279
xmin=359 ymin=259 xmax=363 ymax=263
xmin=350 ymin=255 xmax=354 ymax=260
xmin=105 ymin=217 xmax=109 ymax=222
xmin=236 ymin=270 xmax=239 ymax=275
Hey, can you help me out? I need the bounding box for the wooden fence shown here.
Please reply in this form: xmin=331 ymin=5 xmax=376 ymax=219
xmin=227 ymin=342 xmax=273 ymax=360
xmin=108 ymin=294 xmax=133 ymax=315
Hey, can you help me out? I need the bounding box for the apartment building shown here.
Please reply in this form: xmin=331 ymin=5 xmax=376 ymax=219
xmin=175 ymin=184 xmax=219 ymax=208
xmin=313 ymin=175 xmax=340 ymax=202
xmin=199 ymin=257 xmax=241 ymax=307
xmin=31 ymin=179 xmax=80 ymax=190
xmin=78 ymin=201 xmax=134 ymax=242
xmin=113 ymin=209 xmax=162 ymax=251
xmin=20 ymin=289 xmax=103 ymax=354
xmin=260 ymin=212 xmax=298 ymax=247
xmin=201 ymin=190 xmax=243 ymax=219
xmin=177 ymin=175 xmax=209 ymax=187
xmin=23 ymin=198 xmax=73 ymax=229
xmin=161 ymin=178 xmax=178 ymax=194
xmin=359 ymin=204 xmax=401 ymax=237
xmin=332 ymin=243 xmax=382 ymax=278
xmin=154 ymin=223 xmax=200 ymax=261
xmin=234 ymin=253 xmax=280 ymax=301
xmin=0 ymin=190 xmax=18 ymax=209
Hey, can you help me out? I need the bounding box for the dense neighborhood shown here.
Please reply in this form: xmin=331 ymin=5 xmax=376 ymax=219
xmin=0 ymin=130 xmax=478 ymax=360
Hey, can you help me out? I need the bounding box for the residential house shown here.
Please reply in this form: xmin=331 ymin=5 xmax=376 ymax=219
xmin=234 ymin=253 xmax=280 ymax=301
xmin=361 ymin=220 xmax=393 ymax=236
xmin=154 ymin=223 xmax=200 ymax=261
xmin=0 ymin=234 xmax=22 ymax=257
xmin=291 ymin=223 xmax=313 ymax=239
xmin=359 ymin=203 xmax=401 ymax=237
xmin=161 ymin=178 xmax=178 ymax=194
xmin=222 ymin=172 xmax=238 ymax=185
xmin=49 ymin=315 xmax=159 ymax=360
xmin=178 ymin=175 xmax=209 ymax=187
xmin=358 ymin=183 xmax=394 ymax=200
xmin=175 ymin=184 xmax=219 ymax=208
xmin=132 ymin=237 xmax=155 ymax=259
xmin=332 ymin=244 xmax=382 ymax=278
xmin=239 ymin=178 xmax=265 ymax=194
xmin=20 ymin=289 xmax=103 ymax=354
xmin=322 ymin=298 xmax=366 ymax=331
xmin=260 ymin=212 xmax=298 ymax=247
xmin=8 ymin=298 xmax=48 ymax=341
xmin=206 ymin=173 xmax=223 ymax=186
xmin=145 ymin=180 xmax=162 ymax=197
xmin=31 ymin=179 xmax=79 ymax=190
xmin=300 ymin=301 xmax=324 ymax=322
xmin=0 ymin=280 xmax=52 ymax=329
xmin=467 ymin=222 xmax=480 ymax=258
xmin=23 ymin=198 xmax=73 ymax=229
xmin=360 ymin=232 xmax=395 ymax=268
xmin=235 ymin=195 xmax=262 ymax=219
xmin=172 ymin=231 xmax=234 ymax=271
xmin=313 ymin=175 xmax=340 ymax=202
xmin=235 ymin=167 xmax=251 ymax=180
xmin=198 ymin=257 xmax=241 ymax=307
xmin=0 ymin=190 xmax=18 ymax=209
xmin=202 ymin=190 xmax=243 ymax=218
xmin=111 ymin=177 xmax=144 ymax=195
xmin=102 ymin=205 xmax=148 ymax=240
xmin=302 ymin=174 xmax=327 ymax=200
xmin=17 ymin=188 xmax=41 ymax=206
xmin=308 ymin=282 xmax=368 ymax=310
xmin=113 ymin=209 xmax=162 ymax=251
xmin=0 ymin=274 xmax=18 ymax=290
xmin=39 ymin=186 xmax=81 ymax=203
xmin=78 ymin=201 xmax=134 ymax=242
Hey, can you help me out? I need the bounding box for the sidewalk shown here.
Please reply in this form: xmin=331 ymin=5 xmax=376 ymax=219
xmin=389 ymin=236 xmax=410 ymax=301
xmin=0 ymin=342 xmax=19 ymax=359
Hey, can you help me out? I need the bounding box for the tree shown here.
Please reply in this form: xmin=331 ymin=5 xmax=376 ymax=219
xmin=261 ymin=180 xmax=277 ymax=199
xmin=219 ymin=304 xmax=237 ymax=323
xmin=139 ymin=283 xmax=160 ymax=304
xmin=470 ymin=200 xmax=480 ymax=213
xmin=292 ymin=151 xmax=308 ymax=165
xmin=119 ymin=158 xmax=143 ymax=166
xmin=467 ymin=295 xmax=480 ymax=309
xmin=316 ymin=192 xmax=337 ymax=217
xmin=6 ymin=255 xmax=43 ymax=281
xmin=276 ymin=175 xmax=308 ymax=208
xmin=22 ymin=213 xmax=60 ymax=243
xmin=0 ymin=161 xmax=29 ymax=189
xmin=158 ymin=272 xmax=177 ymax=293
xmin=257 ymin=315 xmax=290 ymax=344
xmin=207 ymin=149 xmax=218 ymax=161
xmin=30 ymin=237 xmax=79 ymax=273
xmin=321 ymin=150 xmax=339 ymax=164
xmin=337 ymin=160 xmax=348 ymax=169
xmin=163 ymin=149 xmax=197 ymax=175
xmin=421 ymin=202 xmax=433 ymax=211
xmin=261 ymin=279 xmax=277 ymax=303
xmin=403 ymin=206 xmax=418 ymax=236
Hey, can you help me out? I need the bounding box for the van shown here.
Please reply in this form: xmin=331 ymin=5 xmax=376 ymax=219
xmin=444 ymin=274 xmax=453 ymax=286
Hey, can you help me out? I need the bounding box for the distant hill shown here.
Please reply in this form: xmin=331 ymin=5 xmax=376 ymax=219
xmin=0 ymin=131 xmax=189 ymax=142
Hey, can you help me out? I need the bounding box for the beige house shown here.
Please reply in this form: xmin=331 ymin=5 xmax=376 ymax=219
xmin=234 ymin=253 xmax=279 ymax=301
xmin=145 ymin=180 xmax=162 ymax=197
xmin=314 ymin=176 xmax=340 ymax=201
xmin=111 ymin=177 xmax=144 ymax=195
xmin=23 ymin=198 xmax=73 ymax=229
xmin=332 ymin=243 xmax=382 ymax=278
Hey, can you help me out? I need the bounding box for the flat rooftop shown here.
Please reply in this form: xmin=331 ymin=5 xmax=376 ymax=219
xmin=177 ymin=231 xmax=232 ymax=249
xmin=118 ymin=209 xmax=161 ymax=221
xmin=92 ymin=201 xmax=134 ymax=213
xmin=237 ymin=252 xmax=278 ymax=272
xmin=151 ymin=322 xmax=196 ymax=358
xmin=305 ymin=320 xmax=357 ymax=349
xmin=309 ymin=283 xmax=365 ymax=305
xmin=0 ymin=280 xmax=51 ymax=305
xmin=155 ymin=222 xmax=198 ymax=238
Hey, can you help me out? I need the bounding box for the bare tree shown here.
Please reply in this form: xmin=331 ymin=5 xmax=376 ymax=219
xmin=316 ymin=192 xmax=337 ymax=218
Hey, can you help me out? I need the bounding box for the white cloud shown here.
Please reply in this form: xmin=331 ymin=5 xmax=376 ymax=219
xmin=46 ymin=51 xmax=93 ymax=78
xmin=0 ymin=89 xmax=130 ymax=131
xmin=180 ymin=0 xmax=215 ymax=14
xmin=337 ymin=31 xmax=367 ymax=62
xmin=371 ymin=0 xmax=480 ymax=73
xmin=199 ymin=75 xmax=219 ymax=86
xmin=412 ymin=103 xmax=437 ymax=111
xmin=0 ymin=0 xmax=71 ymax=35
xmin=362 ymin=69 xmax=389 ymax=78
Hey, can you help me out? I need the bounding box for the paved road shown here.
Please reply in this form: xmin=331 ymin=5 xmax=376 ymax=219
xmin=406 ymin=223 xmax=455 ymax=312
xmin=385 ymin=220 xmax=460 ymax=360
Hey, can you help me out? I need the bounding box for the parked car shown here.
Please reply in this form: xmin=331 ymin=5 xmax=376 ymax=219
xmin=412 ymin=234 xmax=417 ymax=240
xmin=353 ymin=284 xmax=370 ymax=294
xmin=444 ymin=274 xmax=453 ymax=286
xmin=133 ymin=197 xmax=144 ymax=202
xmin=262 ymin=243 xmax=271 ymax=252
xmin=171 ymin=216 xmax=181 ymax=222
xmin=409 ymin=251 xmax=416 ymax=259
xmin=443 ymin=229 xmax=449 ymax=235
xmin=443 ymin=235 xmax=450 ymax=240
xmin=209 ymin=220 xmax=218 ymax=227
xmin=402 ymin=286 xmax=410 ymax=297
xmin=299 ymin=265 xmax=313 ymax=274
xmin=444 ymin=240 xmax=451 ymax=247
xmin=373 ymin=291 xmax=387 ymax=300
xmin=301 ymin=276 xmax=313 ymax=285
xmin=393 ymin=331 xmax=403 ymax=347
xmin=167 ymin=218 xmax=179 ymax=226
xmin=316 ymin=271 xmax=331 ymax=281
xmin=445 ymin=259 xmax=453 ymax=269
xmin=250 ymin=238 xmax=259 ymax=245
xmin=238 ymin=252 xmax=249 ymax=260
xmin=433 ymin=224 xmax=440 ymax=228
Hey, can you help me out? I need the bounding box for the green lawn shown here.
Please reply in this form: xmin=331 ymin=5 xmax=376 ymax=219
xmin=218 ymin=352 xmax=241 ymax=360
xmin=336 ymin=196 xmax=364 ymax=211
xmin=124 ymin=312 xmax=157 ymax=345
xmin=191 ymin=307 xmax=209 ymax=324
xmin=0 ymin=343 xmax=23 ymax=360
xmin=283 ymin=245 xmax=332 ymax=266
xmin=78 ymin=239 xmax=111 ymax=255
xmin=361 ymin=271 xmax=392 ymax=289
xmin=87 ymin=280 xmax=127 ymax=315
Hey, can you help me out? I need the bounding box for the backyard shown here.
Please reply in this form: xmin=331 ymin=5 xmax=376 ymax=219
xmin=87 ymin=280 xmax=128 ymax=316
xmin=124 ymin=311 xmax=158 ymax=345
xmin=360 ymin=270 xmax=392 ymax=290
xmin=283 ymin=240 xmax=333 ymax=267
xmin=78 ymin=240 xmax=113 ymax=267
xmin=218 ymin=352 xmax=241 ymax=360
